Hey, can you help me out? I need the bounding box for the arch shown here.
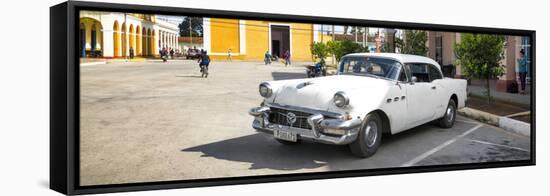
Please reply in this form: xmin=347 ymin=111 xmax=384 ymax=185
xmin=136 ymin=25 xmax=141 ymax=56
xmin=121 ymin=23 xmax=127 ymax=57
xmin=80 ymin=17 xmax=104 ymax=57
xmin=113 ymin=20 xmax=120 ymax=57
xmin=79 ymin=23 xmax=86 ymax=57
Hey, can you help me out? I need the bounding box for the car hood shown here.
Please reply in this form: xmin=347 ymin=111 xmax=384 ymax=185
xmin=270 ymin=75 xmax=393 ymax=113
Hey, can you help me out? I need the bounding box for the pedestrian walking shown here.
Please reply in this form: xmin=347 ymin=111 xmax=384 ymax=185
xmin=161 ymin=47 xmax=168 ymax=62
xmin=129 ymin=47 xmax=134 ymax=59
xmin=283 ymin=50 xmax=291 ymax=66
xmin=517 ymin=49 xmax=528 ymax=94
xmin=170 ymin=48 xmax=175 ymax=59
xmin=227 ymin=48 xmax=232 ymax=62
xmin=264 ymin=50 xmax=272 ymax=65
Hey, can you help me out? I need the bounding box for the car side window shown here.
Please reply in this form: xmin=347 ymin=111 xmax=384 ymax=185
xmin=408 ymin=63 xmax=442 ymax=83
xmin=428 ymin=64 xmax=443 ymax=82
xmin=398 ymin=67 xmax=408 ymax=82
xmin=409 ymin=63 xmax=429 ymax=83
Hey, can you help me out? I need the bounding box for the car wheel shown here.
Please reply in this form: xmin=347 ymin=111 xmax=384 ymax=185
xmin=275 ymin=138 xmax=300 ymax=145
xmin=349 ymin=113 xmax=382 ymax=158
xmin=438 ymin=99 xmax=457 ymax=128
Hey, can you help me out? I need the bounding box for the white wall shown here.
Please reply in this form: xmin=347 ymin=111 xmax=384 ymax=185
xmin=0 ymin=0 xmax=547 ymax=196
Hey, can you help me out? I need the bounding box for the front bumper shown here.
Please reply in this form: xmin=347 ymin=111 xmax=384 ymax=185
xmin=248 ymin=105 xmax=362 ymax=145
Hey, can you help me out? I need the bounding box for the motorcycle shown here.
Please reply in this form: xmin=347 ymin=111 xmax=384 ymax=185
xmin=306 ymin=61 xmax=327 ymax=78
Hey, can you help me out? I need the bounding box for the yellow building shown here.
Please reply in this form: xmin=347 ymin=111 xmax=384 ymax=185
xmin=79 ymin=11 xmax=180 ymax=58
xmin=203 ymin=18 xmax=325 ymax=61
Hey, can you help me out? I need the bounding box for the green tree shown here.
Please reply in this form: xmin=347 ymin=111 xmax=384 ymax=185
xmin=454 ymin=33 xmax=505 ymax=101
xmin=401 ymin=30 xmax=428 ymax=56
xmin=327 ymin=40 xmax=369 ymax=62
xmin=310 ymin=42 xmax=330 ymax=65
xmin=178 ymin=17 xmax=203 ymax=37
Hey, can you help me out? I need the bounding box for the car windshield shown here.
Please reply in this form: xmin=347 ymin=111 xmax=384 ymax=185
xmin=338 ymin=56 xmax=402 ymax=80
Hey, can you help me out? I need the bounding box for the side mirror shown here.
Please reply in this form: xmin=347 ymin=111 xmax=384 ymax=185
xmin=411 ymin=76 xmax=418 ymax=83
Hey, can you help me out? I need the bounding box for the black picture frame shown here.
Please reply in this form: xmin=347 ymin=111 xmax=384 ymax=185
xmin=50 ymin=1 xmax=536 ymax=195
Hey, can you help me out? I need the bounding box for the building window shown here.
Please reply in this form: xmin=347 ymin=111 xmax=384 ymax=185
xmin=435 ymin=33 xmax=443 ymax=65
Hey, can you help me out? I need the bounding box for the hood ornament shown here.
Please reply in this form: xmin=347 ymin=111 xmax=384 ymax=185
xmin=286 ymin=112 xmax=297 ymax=125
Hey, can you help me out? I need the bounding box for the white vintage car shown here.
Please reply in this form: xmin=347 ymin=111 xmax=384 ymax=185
xmin=249 ymin=53 xmax=468 ymax=158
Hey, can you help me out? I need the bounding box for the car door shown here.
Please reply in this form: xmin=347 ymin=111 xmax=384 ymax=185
xmin=427 ymin=64 xmax=446 ymax=118
xmin=405 ymin=63 xmax=438 ymax=127
xmin=383 ymin=66 xmax=409 ymax=133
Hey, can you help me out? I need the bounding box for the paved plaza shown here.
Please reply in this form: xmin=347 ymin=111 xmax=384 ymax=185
xmin=80 ymin=59 xmax=530 ymax=186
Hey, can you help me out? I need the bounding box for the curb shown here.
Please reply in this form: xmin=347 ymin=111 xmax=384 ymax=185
xmin=457 ymin=107 xmax=530 ymax=137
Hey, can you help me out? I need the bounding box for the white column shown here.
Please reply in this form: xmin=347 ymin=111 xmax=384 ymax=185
xmin=203 ymin=17 xmax=211 ymax=53
xmin=172 ymin=34 xmax=176 ymax=49
xmin=102 ymin=28 xmax=114 ymax=57
xmin=168 ymin=33 xmax=172 ymax=49
xmin=175 ymin=34 xmax=178 ymax=51
xmin=168 ymin=33 xmax=171 ymax=49
xmin=154 ymin=29 xmax=160 ymax=55
xmin=313 ymin=24 xmax=320 ymax=43
xmin=239 ymin=20 xmax=246 ymax=55
xmin=163 ymin=32 xmax=166 ymax=48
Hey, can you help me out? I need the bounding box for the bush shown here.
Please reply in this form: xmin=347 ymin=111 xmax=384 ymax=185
xmin=310 ymin=42 xmax=329 ymax=65
xmin=327 ymin=40 xmax=369 ymax=62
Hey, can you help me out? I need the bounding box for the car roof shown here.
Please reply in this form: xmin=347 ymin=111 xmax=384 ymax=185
xmin=343 ymin=53 xmax=441 ymax=69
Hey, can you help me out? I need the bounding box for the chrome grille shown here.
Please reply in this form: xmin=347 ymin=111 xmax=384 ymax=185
xmin=268 ymin=107 xmax=313 ymax=130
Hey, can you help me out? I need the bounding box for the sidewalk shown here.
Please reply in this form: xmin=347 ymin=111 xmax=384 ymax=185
xmin=460 ymin=79 xmax=532 ymax=136
xmin=468 ymin=80 xmax=531 ymax=107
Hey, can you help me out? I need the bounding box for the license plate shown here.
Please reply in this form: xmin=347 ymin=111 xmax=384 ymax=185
xmin=274 ymin=130 xmax=297 ymax=142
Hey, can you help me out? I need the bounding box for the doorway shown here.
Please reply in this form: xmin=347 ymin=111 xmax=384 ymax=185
xmin=270 ymin=25 xmax=290 ymax=58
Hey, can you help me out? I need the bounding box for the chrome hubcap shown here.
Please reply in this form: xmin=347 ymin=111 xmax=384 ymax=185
xmin=446 ymin=106 xmax=455 ymax=123
xmin=364 ymin=121 xmax=378 ymax=147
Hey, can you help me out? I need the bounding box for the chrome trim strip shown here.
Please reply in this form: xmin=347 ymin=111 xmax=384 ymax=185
xmin=266 ymin=103 xmax=344 ymax=119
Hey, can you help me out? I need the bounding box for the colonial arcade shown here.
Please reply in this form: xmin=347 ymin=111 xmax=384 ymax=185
xmin=79 ymin=11 xmax=180 ymax=58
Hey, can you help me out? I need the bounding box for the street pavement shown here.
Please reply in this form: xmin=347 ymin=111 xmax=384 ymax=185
xmin=79 ymin=59 xmax=531 ymax=186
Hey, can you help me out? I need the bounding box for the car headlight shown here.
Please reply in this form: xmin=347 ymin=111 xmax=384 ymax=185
xmin=259 ymin=82 xmax=273 ymax=98
xmin=333 ymin=91 xmax=349 ymax=108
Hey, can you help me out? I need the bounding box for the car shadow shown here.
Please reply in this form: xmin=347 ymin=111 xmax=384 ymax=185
xmin=271 ymin=72 xmax=306 ymax=80
xmin=181 ymin=133 xmax=358 ymax=171
xmin=181 ymin=122 xmax=464 ymax=172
